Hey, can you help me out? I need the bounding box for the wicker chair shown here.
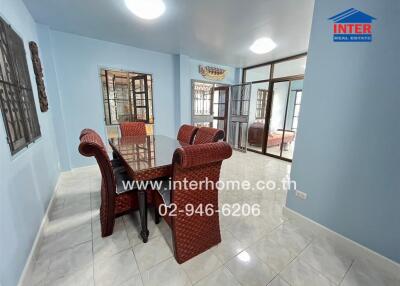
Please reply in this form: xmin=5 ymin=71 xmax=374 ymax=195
xmin=177 ymin=124 xmax=198 ymax=145
xmin=78 ymin=130 xmax=139 ymax=237
xmin=193 ymin=127 xmax=225 ymax=144
xmin=153 ymin=142 xmax=232 ymax=263
xmin=79 ymin=128 xmax=122 ymax=167
xmin=120 ymin=122 xmax=146 ymax=137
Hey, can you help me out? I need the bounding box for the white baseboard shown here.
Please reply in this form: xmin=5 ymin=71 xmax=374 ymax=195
xmin=283 ymin=206 xmax=400 ymax=276
xmin=17 ymin=173 xmax=63 ymax=286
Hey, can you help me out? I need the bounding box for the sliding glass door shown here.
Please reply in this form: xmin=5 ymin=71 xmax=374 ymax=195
xmin=247 ymin=82 xmax=269 ymax=153
xmin=243 ymin=54 xmax=307 ymax=162
xmin=266 ymin=79 xmax=303 ymax=160
xmin=267 ymin=81 xmax=290 ymax=157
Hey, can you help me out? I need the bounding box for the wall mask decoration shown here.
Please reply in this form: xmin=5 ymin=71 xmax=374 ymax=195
xmin=199 ymin=65 xmax=227 ymax=81
xmin=29 ymin=41 xmax=48 ymax=112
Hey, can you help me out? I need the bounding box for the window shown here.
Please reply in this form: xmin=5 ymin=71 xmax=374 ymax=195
xmin=0 ymin=17 xmax=41 ymax=154
xmin=243 ymin=54 xmax=307 ymax=82
xmin=244 ymin=65 xmax=270 ymax=82
xmin=292 ymin=90 xmax=302 ymax=130
xmin=101 ymin=69 xmax=154 ymax=125
xmin=193 ymin=81 xmax=213 ymax=116
xmin=273 ymin=57 xmax=307 ymax=79
xmin=255 ymin=89 xmax=268 ymax=119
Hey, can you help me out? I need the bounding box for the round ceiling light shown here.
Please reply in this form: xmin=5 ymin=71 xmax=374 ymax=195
xmin=250 ymin=37 xmax=277 ymax=54
xmin=125 ymin=0 xmax=166 ymax=20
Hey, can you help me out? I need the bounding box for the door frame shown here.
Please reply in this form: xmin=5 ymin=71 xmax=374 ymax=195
xmin=131 ymin=74 xmax=149 ymax=122
xmin=211 ymin=85 xmax=230 ymax=140
xmin=191 ymin=79 xmax=230 ymax=136
xmin=261 ymin=76 xmax=304 ymax=162
xmin=242 ymin=53 xmax=307 ymax=162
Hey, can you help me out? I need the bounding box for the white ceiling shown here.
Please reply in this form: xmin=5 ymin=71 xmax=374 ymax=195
xmin=23 ymin=0 xmax=314 ymax=67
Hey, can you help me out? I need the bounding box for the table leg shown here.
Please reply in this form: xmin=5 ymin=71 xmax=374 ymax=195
xmin=138 ymin=189 xmax=149 ymax=243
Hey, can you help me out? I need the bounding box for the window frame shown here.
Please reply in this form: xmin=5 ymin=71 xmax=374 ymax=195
xmin=0 ymin=16 xmax=41 ymax=155
xmin=101 ymin=69 xmax=154 ymax=126
xmin=291 ymin=90 xmax=302 ymax=131
xmin=242 ymin=53 xmax=307 ymax=162
xmin=243 ymin=53 xmax=307 ymax=83
xmin=255 ymin=89 xmax=268 ymax=119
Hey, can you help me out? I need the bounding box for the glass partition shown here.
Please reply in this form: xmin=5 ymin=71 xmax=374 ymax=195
xmin=273 ymin=57 xmax=307 ymax=79
xmin=266 ymin=81 xmax=290 ymax=156
xmin=242 ymin=54 xmax=306 ymax=161
xmin=247 ymin=82 xmax=269 ymax=152
xmin=281 ymin=80 xmax=303 ymax=159
xmin=244 ymin=65 xmax=270 ymax=82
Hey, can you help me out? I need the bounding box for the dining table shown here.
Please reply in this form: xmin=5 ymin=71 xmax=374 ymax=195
xmin=109 ymin=134 xmax=185 ymax=242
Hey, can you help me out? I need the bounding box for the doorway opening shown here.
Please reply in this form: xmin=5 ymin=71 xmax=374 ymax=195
xmin=100 ymin=69 xmax=154 ymax=138
xmin=243 ymin=53 xmax=306 ymax=162
xmin=191 ymin=80 xmax=229 ymax=139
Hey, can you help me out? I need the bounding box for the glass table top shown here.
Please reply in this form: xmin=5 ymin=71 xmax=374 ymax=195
xmin=109 ymin=135 xmax=185 ymax=173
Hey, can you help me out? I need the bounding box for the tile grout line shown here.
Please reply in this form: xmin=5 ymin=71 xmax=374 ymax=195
xmin=122 ymin=216 xmax=148 ymax=285
xmin=215 ymin=213 xmax=292 ymax=285
xmin=129 ymin=248 xmax=146 ymax=286
xmin=338 ymin=259 xmax=355 ymax=286
xmin=273 ymin=238 xmax=314 ymax=286
xmin=288 ymin=238 xmax=346 ymax=286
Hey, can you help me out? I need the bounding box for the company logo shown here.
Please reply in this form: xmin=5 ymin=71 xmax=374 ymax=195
xmin=329 ymin=8 xmax=376 ymax=42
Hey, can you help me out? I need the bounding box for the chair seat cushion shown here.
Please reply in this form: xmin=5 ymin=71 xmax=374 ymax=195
xmin=156 ymin=180 xmax=171 ymax=206
xmin=111 ymin=158 xmax=123 ymax=168
xmin=114 ymin=167 xmax=135 ymax=194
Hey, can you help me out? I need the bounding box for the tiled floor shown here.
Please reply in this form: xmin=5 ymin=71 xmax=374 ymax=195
xmin=30 ymin=151 xmax=400 ymax=286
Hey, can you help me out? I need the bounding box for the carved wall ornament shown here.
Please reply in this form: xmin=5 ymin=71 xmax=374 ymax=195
xmin=29 ymin=41 xmax=48 ymax=112
xmin=199 ymin=65 xmax=227 ymax=81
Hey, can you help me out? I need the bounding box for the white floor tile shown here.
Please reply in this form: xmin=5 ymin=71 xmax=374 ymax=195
xmin=267 ymin=276 xmax=291 ymax=286
xmin=181 ymin=249 xmax=222 ymax=284
xmin=195 ymin=267 xmax=241 ymax=286
xmin=133 ymin=235 xmax=173 ymax=272
xmin=119 ymin=273 xmax=144 ymax=286
xmin=94 ymin=249 xmax=140 ymax=286
xmin=27 ymin=152 xmax=398 ymax=286
xmin=141 ymin=258 xmax=191 ymax=286
xmin=211 ymin=230 xmax=245 ymax=263
xmin=341 ymin=258 xmax=400 ymax=286
xmin=47 ymin=241 xmax=93 ymax=282
xmin=93 ymin=219 xmax=130 ymax=259
xmin=46 ymin=267 xmax=94 ymax=286
xmin=37 ymin=222 xmax=92 ymax=260
xmin=249 ymin=223 xmax=312 ymax=272
xmin=300 ymin=237 xmax=353 ymax=284
xmin=280 ymin=257 xmax=336 ymax=286
xmin=225 ymin=250 xmax=276 ymax=286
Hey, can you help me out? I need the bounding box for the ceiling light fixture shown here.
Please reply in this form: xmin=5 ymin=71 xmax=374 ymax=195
xmin=125 ymin=0 xmax=166 ymax=20
xmin=250 ymin=37 xmax=276 ymax=54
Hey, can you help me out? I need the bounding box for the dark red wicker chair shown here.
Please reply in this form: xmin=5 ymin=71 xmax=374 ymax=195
xmin=79 ymin=128 xmax=122 ymax=167
xmin=153 ymin=142 xmax=232 ymax=263
xmin=177 ymin=124 xmax=198 ymax=145
xmin=193 ymin=127 xmax=225 ymax=144
xmin=78 ymin=130 xmax=139 ymax=237
xmin=120 ymin=122 xmax=146 ymax=137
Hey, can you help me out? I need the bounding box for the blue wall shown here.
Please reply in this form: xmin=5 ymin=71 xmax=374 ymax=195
xmin=287 ymin=0 xmax=400 ymax=263
xmin=36 ymin=32 xmax=240 ymax=168
xmin=39 ymin=30 xmax=179 ymax=168
xmin=177 ymin=56 xmax=240 ymax=125
xmin=0 ymin=0 xmax=61 ymax=285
